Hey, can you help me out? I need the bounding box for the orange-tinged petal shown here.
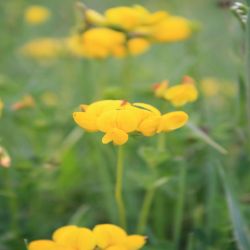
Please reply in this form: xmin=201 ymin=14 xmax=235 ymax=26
xmin=28 ymin=240 xmax=64 ymax=250
xmin=102 ymin=132 xmax=113 ymax=144
xmin=126 ymin=235 xmax=147 ymax=250
xmin=157 ymin=111 xmax=188 ymax=133
xmin=73 ymin=112 xmax=98 ymax=132
xmin=93 ymin=224 xmax=127 ymax=248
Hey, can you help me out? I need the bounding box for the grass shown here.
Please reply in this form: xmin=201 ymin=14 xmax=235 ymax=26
xmin=0 ymin=0 xmax=250 ymax=249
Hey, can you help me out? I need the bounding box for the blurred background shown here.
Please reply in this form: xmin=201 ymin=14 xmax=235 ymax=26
xmin=1 ymin=0 xmax=249 ymax=249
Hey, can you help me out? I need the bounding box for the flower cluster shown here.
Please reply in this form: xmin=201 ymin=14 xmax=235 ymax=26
xmin=28 ymin=224 xmax=146 ymax=250
xmin=65 ymin=4 xmax=193 ymax=59
xmin=153 ymin=76 xmax=198 ymax=107
xmin=73 ymin=100 xmax=188 ymax=145
xmin=24 ymin=5 xmax=51 ymax=25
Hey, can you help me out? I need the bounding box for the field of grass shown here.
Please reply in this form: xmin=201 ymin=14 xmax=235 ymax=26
xmin=1 ymin=0 xmax=250 ymax=249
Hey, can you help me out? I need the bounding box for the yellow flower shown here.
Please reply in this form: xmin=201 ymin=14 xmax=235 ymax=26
xmin=153 ymin=80 xmax=169 ymax=98
xmin=93 ymin=224 xmax=146 ymax=250
xmin=20 ymin=38 xmax=63 ymax=60
xmin=201 ymin=77 xmax=220 ymax=97
xmin=0 ymin=99 xmax=4 ymax=117
xmin=24 ymin=5 xmax=50 ymax=25
xmin=28 ymin=225 xmax=96 ymax=250
xmin=11 ymin=95 xmax=35 ymax=111
xmin=164 ymin=76 xmax=198 ymax=107
xmin=73 ymin=100 xmax=189 ymax=145
xmin=151 ymin=16 xmax=192 ymax=42
xmin=28 ymin=224 xmax=146 ymax=250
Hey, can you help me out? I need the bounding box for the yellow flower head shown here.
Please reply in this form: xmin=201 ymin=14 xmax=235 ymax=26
xmin=28 ymin=225 xmax=96 ymax=250
xmin=85 ymin=9 xmax=106 ymax=26
xmin=20 ymin=38 xmax=63 ymax=60
xmin=153 ymin=80 xmax=169 ymax=98
xmin=28 ymin=224 xmax=146 ymax=250
xmin=73 ymin=100 xmax=189 ymax=145
xmin=0 ymin=99 xmax=4 ymax=117
xmin=24 ymin=5 xmax=50 ymax=25
xmin=164 ymin=76 xmax=198 ymax=107
xmin=151 ymin=16 xmax=192 ymax=42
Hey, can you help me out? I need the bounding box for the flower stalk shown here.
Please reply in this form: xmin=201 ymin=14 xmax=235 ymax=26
xmin=115 ymin=145 xmax=127 ymax=229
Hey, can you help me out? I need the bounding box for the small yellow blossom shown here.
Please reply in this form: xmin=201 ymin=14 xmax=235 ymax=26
xmin=28 ymin=224 xmax=146 ymax=250
xmin=153 ymin=80 xmax=168 ymax=98
xmin=0 ymin=99 xmax=4 ymax=117
xmin=151 ymin=16 xmax=192 ymax=42
xmin=20 ymin=38 xmax=63 ymax=60
xmin=24 ymin=5 xmax=50 ymax=25
xmin=201 ymin=77 xmax=220 ymax=97
xmin=73 ymin=100 xmax=189 ymax=145
xmin=164 ymin=76 xmax=198 ymax=107
xmin=0 ymin=147 xmax=11 ymax=168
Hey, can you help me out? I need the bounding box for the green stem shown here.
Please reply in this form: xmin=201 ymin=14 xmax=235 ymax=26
xmin=115 ymin=146 xmax=127 ymax=229
xmin=157 ymin=133 xmax=166 ymax=152
xmin=245 ymin=8 xmax=250 ymax=140
xmin=137 ymin=187 xmax=155 ymax=233
xmin=174 ymin=163 xmax=187 ymax=250
xmin=3 ymin=169 xmax=19 ymax=237
xmin=122 ymin=55 xmax=133 ymax=97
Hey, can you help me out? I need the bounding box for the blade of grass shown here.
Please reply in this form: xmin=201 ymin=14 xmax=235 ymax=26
xmin=217 ymin=163 xmax=250 ymax=250
xmin=187 ymin=122 xmax=228 ymax=155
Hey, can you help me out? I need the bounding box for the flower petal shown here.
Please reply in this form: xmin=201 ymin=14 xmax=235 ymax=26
xmin=93 ymin=224 xmax=127 ymax=248
xmin=157 ymin=111 xmax=188 ymax=133
xmin=73 ymin=112 xmax=98 ymax=131
xmin=126 ymin=235 xmax=147 ymax=250
xmin=28 ymin=240 xmax=64 ymax=250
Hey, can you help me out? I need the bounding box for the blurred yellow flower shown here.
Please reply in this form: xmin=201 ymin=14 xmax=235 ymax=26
xmin=0 ymin=99 xmax=4 ymax=117
xmin=201 ymin=77 xmax=220 ymax=97
xmin=28 ymin=224 xmax=146 ymax=250
xmin=0 ymin=147 xmax=11 ymax=168
xmin=164 ymin=76 xmax=198 ymax=107
xmin=11 ymin=95 xmax=35 ymax=111
xmin=85 ymin=9 xmax=106 ymax=25
xmin=151 ymin=16 xmax=192 ymax=42
xmin=73 ymin=100 xmax=189 ymax=145
xmin=24 ymin=5 xmax=50 ymax=25
xmin=20 ymin=38 xmax=63 ymax=60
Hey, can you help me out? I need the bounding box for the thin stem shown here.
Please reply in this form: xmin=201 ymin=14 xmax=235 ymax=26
xmin=136 ymin=187 xmax=155 ymax=233
xmin=115 ymin=146 xmax=127 ymax=229
xmin=3 ymin=169 xmax=19 ymax=237
xmin=174 ymin=163 xmax=187 ymax=250
xmin=245 ymin=8 xmax=250 ymax=140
